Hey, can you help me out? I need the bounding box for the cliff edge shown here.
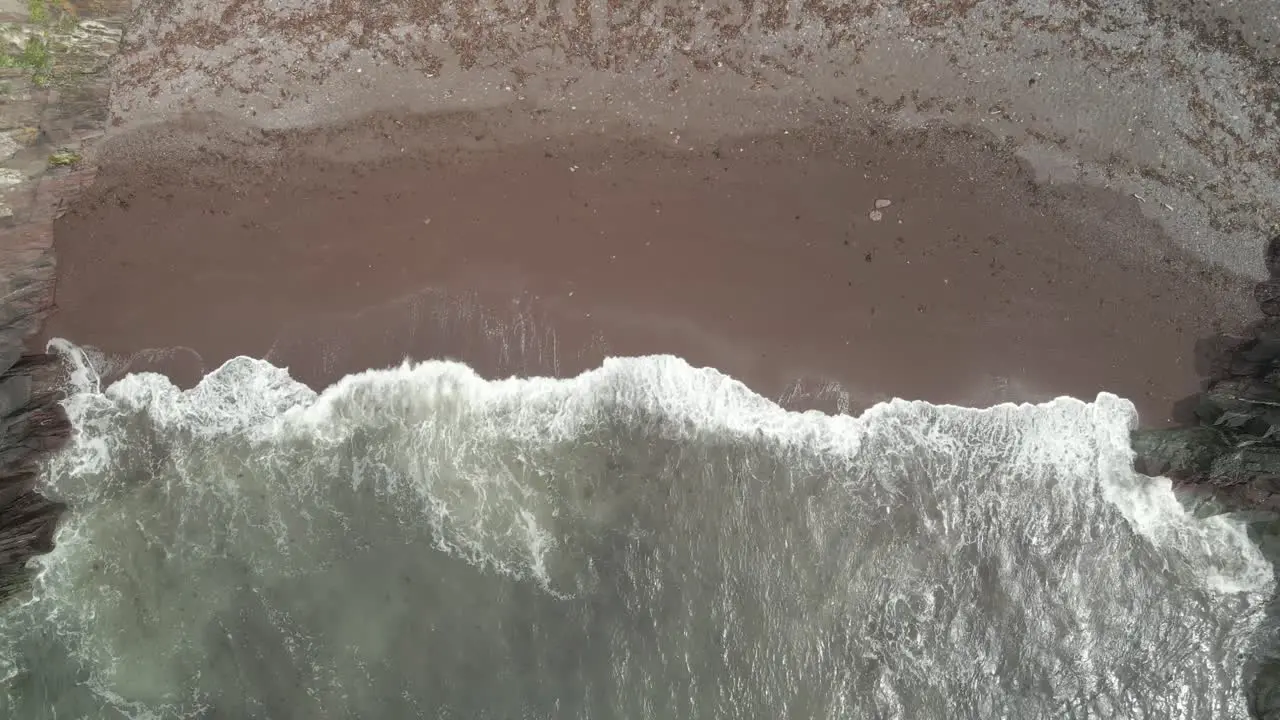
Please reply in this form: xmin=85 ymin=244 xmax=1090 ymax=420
xmin=0 ymin=0 xmax=123 ymax=604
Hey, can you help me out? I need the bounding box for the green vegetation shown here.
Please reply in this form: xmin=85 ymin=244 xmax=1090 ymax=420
xmin=0 ymin=35 xmax=54 ymax=85
xmin=1 ymin=0 xmax=78 ymax=88
xmin=47 ymin=148 xmax=80 ymax=167
xmin=27 ymin=0 xmax=49 ymax=24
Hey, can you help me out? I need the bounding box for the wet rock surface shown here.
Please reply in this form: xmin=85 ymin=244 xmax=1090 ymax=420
xmin=1131 ymin=234 xmax=1280 ymax=719
xmin=0 ymin=163 xmax=92 ymax=605
xmin=0 ymin=354 xmax=67 ymax=605
xmin=1134 ymin=235 xmax=1280 ymax=514
xmin=0 ymin=0 xmax=123 ymax=605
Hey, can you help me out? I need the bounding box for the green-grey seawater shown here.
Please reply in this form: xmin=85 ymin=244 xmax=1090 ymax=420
xmin=0 ymin=344 xmax=1269 ymax=719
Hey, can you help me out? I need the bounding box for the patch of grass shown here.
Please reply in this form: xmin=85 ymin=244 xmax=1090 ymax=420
xmin=27 ymin=0 xmax=49 ymax=25
xmin=0 ymin=35 xmax=55 ymax=85
xmin=1 ymin=0 xmax=78 ymax=87
xmin=47 ymin=148 xmax=80 ymax=167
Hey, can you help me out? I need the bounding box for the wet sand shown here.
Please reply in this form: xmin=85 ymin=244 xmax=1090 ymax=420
xmin=3 ymin=0 xmax=1277 ymax=711
xmin=38 ymin=111 xmax=1248 ymax=426
xmin=24 ymin=0 xmax=1280 ymax=429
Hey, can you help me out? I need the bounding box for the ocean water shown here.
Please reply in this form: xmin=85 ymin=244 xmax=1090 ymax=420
xmin=0 ymin=340 xmax=1271 ymax=719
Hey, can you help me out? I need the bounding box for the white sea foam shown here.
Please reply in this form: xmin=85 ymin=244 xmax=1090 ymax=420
xmin=0 ymin=340 xmax=1271 ymax=719
xmin=53 ymin=342 xmax=1270 ymax=591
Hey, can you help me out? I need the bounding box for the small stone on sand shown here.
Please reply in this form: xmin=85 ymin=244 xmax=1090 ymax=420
xmin=875 ymin=199 xmax=892 ymax=209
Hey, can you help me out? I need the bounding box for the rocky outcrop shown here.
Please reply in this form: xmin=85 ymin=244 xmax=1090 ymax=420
xmin=0 ymin=183 xmax=69 ymax=607
xmin=0 ymin=0 xmax=124 ymax=607
xmin=0 ymin=353 xmax=68 ymax=605
xmin=0 ymin=161 xmax=98 ymax=607
xmin=1130 ymin=234 xmax=1280 ymax=719
xmin=0 ymin=166 xmax=86 ymax=606
xmin=1132 ymin=235 xmax=1280 ymax=514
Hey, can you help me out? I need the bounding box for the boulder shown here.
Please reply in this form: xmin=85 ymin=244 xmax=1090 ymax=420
xmin=1211 ymin=444 xmax=1280 ymax=487
xmin=1130 ymin=426 xmax=1230 ymax=478
xmin=1131 ymin=229 xmax=1280 ymax=512
xmin=1194 ymin=378 xmax=1280 ymax=435
xmin=1228 ymin=337 xmax=1280 ymax=378
xmin=1266 ymin=234 xmax=1280 ymax=279
xmin=1257 ymin=279 xmax=1280 ymax=317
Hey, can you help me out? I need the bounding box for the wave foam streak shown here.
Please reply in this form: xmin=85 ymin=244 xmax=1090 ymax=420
xmin=0 ymin=346 xmax=1270 ymax=719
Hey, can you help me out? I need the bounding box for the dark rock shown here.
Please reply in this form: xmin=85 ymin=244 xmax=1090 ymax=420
xmin=1266 ymin=234 xmax=1280 ymax=279
xmin=1212 ymin=444 xmax=1280 ymax=487
xmin=0 ymin=471 xmax=37 ymax=509
xmin=1131 ymin=231 xmax=1280 ymax=512
xmin=0 ymin=10 xmax=114 ymax=609
xmin=1257 ymin=279 xmax=1280 ymax=317
xmin=1241 ymin=337 xmax=1280 ymax=365
xmin=1170 ymin=393 xmax=1203 ymax=426
xmin=1252 ymin=656 xmax=1280 ymax=720
xmin=1130 ymin=228 xmax=1280 ymax=719
xmin=1196 ymin=332 xmax=1255 ymax=377
xmin=1194 ymin=378 xmax=1280 ymax=435
xmin=0 ymin=374 xmax=33 ymax=418
xmin=1227 ymin=337 xmax=1280 ymax=378
xmin=0 ymin=349 xmax=70 ymax=606
xmin=0 ymin=345 xmax=19 ymax=376
xmin=1130 ymin=426 xmax=1230 ymax=477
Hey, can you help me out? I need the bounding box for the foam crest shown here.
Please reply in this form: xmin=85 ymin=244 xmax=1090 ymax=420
xmin=41 ymin=348 xmax=1274 ymax=597
xmin=0 ymin=342 xmax=1268 ymax=718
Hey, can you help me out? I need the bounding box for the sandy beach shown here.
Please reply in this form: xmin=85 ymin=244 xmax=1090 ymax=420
xmin=38 ymin=110 xmax=1249 ymax=425
xmin=10 ymin=0 xmax=1271 ymax=427
xmin=2 ymin=1 xmax=1280 ymax=717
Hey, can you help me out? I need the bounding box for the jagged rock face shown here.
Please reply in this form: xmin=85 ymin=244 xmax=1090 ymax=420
xmin=1229 ymin=334 xmax=1280 ymax=379
xmin=1132 ymin=235 xmax=1280 ymax=514
xmin=1129 ymin=234 xmax=1280 ymax=720
xmin=0 ymin=347 xmax=19 ymax=377
xmin=1131 ymin=426 xmax=1230 ymax=479
xmin=1214 ymin=444 xmax=1280 ymax=487
xmin=0 ymin=375 xmax=32 ymax=419
xmin=0 ymin=354 xmax=69 ymax=605
xmin=1198 ymin=379 xmax=1280 ymax=437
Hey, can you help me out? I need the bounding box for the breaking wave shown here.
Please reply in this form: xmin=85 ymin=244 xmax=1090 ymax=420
xmin=0 ymin=340 xmax=1270 ymax=719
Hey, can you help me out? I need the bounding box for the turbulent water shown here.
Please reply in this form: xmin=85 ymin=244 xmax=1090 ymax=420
xmin=0 ymin=341 xmax=1272 ymax=719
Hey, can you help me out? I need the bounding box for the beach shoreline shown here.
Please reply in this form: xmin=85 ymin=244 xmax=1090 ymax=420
xmin=2 ymin=0 xmax=1278 ymax=713
xmin=36 ymin=109 xmax=1253 ymax=426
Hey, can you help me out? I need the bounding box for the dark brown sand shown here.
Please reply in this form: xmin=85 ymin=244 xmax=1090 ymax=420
xmin=39 ymin=112 xmax=1248 ymax=426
